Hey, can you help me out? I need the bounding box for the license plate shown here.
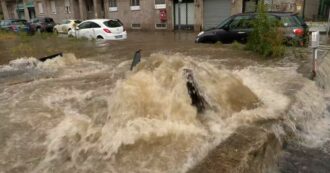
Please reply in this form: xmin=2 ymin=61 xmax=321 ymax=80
xmin=115 ymin=35 xmax=122 ymax=39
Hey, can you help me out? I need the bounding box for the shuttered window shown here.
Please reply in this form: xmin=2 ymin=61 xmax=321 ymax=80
xmin=38 ymin=2 xmax=44 ymax=14
xmin=131 ymin=0 xmax=140 ymax=6
xmin=50 ymin=1 xmax=56 ymax=14
xmin=155 ymin=0 xmax=165 ymax=4
xmin=109 ymin=0 xmax=117 ymax=7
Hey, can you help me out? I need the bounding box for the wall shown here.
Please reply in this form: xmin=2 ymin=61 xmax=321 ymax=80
xmin=34 ymin=0 xmax=75 ymax=23
xmin=232 ymin=0 xmax=243 ymax=15
xmin=304 ymin=0 xmax=320 ymax=20
xmin=107 ymin=0 xmax=173 ymax=31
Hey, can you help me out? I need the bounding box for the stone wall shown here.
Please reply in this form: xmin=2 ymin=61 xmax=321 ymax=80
xmin=107 ymin=0 xmax=173 ymax=31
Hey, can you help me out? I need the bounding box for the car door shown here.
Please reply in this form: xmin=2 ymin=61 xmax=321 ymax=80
xmin=62 ymin=20 xmax=71 ymax=33
xmin=58 ymin=20 xmax=66 ymax=33
xmin=76 ymin=22 xmax=92 ymax=39
xmin=89 ymin=22 xmax=101 ymax=39
xmin=227 ymin=15 xmax=254 ymax=43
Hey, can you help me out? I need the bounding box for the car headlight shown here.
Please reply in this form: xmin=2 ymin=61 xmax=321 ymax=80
xmin=197 ymin=31 xmax=204 ymax=37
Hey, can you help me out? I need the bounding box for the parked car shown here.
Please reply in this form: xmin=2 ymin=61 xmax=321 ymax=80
xmin=53 ymin=19 xmax=81 ymax=34
xmin=0 ymin=19 xmax=31 ymax=33
xmin=29 ymin=17 xmax=56 ymax=32
xmin=195 ymin=12 xmax=308 ymax=46
xmin=68 ymin=19 xmax=127 ymax=40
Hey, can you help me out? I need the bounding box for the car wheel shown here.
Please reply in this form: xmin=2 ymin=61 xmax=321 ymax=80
xmin=36 ymin=28 xmax=41 ymax=33
xmin=96 ymin=36 xmax=104 ymax=40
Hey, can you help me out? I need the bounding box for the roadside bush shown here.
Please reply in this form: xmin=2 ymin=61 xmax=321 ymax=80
xmin=246 ymin=1 xmax=285 ymax=57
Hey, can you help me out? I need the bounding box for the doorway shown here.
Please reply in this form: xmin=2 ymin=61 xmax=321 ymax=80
xmin=173 ymin=0 xmax=195 ymax=30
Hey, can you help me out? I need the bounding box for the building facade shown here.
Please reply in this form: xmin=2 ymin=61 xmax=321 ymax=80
xmin=0 ymin=0 xmax=322 ymax=31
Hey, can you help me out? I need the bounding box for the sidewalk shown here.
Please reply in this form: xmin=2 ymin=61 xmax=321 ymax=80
xmin=307 ymin=22 xmax=328 ymax=33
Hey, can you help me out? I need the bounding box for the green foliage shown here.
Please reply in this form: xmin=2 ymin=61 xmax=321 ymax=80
xmin=325 ymin=0 xmax=330 ymax=5
xmin=246 ymin=1 xmax=285 ymax=57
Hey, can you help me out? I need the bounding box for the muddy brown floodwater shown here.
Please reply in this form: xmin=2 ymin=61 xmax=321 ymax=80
xmin=0 ymin=31 xmax=330 ymax=173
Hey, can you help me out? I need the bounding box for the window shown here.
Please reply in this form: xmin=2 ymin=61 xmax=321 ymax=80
xmin=155 ymin=0 xmax=166 ymax=9
xmin=280 ymin=16 xmax=299 ymax=27
xmin=131 ymin=0 xmax=140 ymax=6
xmin=65 ymin=0 xmax=71 ymax=13
xmin=62 ymin=20 xmax=70 ymax=24
xmin=155 ymin=23 xmax=167 ymax=29
xmin=50 ymin=0 xmax=56 ymax=14
xmin=32 ymin=18 xmax=39 ymax=23
xmin=38 ymin=2 xmax=44 ymax=14
xmin=131 ymin=23 xmax=141 ymax=29
xmin=78 ymin=22 xmax=91 ymax=29
xmin=109 ymin=0 xmax=118 ymax=11
xmin=90 ymin=22 xmax=101 ymax=28
xmin=103 ymin=20 xmax=122 ymax=27
xmin=109 ymin=0 xmax=117 ymax=7
xmin=130 ymin=0 xmax=140 ymax=10
xmin=228 ymin=15 xmax=254 ymax=29
xmin=45 ymin=18 xmax=54 ymax=23
xmin=155 ymin=0 xmax=165 ymax=4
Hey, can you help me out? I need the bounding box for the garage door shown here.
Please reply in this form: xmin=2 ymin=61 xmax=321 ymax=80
xmin=203 ymin=0 xmax=231 ymax=30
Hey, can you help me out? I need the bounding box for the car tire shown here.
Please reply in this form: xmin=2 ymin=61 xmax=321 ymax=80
xmin=96 ymin=36 xmax=104 ymax=40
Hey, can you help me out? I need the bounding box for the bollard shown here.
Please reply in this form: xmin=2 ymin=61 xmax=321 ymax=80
xmin=311 ymin=31 xmax=320 ymax=79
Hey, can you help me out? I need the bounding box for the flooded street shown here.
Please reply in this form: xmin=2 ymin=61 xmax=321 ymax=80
xmin=0 ymin=32 xmax=330 ymax=173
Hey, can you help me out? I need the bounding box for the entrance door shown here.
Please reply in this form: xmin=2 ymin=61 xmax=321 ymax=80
xmin=203 ymin=0 xmax=231 ymax=30
xmin=174 ymin=0 xmax=195 ymax=30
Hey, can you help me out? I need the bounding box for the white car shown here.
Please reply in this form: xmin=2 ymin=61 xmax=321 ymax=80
xmin=53 ymin=19 xmax=81 ymax=34
xmin=68 ymin=19 xmax=127 ymax=40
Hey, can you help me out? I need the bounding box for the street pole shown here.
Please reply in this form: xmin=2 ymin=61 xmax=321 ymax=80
xmin=302 ymin=0 xmax=306 ymax=19
xmin=311 ymin=31 xmax=320 ymax=79
xmin=327 ymin=10 xmax=330 ymax=36
xmin=178 ymin=0 xmax=182 ymax=30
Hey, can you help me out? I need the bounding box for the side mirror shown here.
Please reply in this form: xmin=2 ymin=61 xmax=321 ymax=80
xmin=76 ymin=26 xmax=80 ymax=30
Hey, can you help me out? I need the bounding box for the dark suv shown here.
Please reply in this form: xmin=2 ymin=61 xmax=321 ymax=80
xmin=195 ymin=12 xmax=308 ymax=46
xmin=29 ymin=17 xmax=56 ymax=32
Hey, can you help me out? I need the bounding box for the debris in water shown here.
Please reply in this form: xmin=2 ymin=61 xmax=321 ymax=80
xmin=130 ymin=49 xmax=142 ymax=71
xmin=184 ymin=69 xmax=209 ymax=113
xmin=38 ymin=52 xmax=63 ymax=62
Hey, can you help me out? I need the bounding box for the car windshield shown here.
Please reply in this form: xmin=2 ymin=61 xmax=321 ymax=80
xmin=103 ymin=20 xmax=122 ymax=28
